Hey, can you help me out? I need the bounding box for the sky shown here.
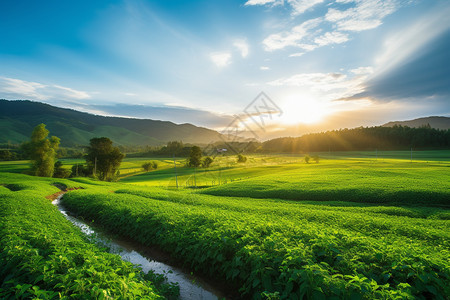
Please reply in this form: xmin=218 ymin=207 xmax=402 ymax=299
xmin=0 ymin=0 xmax=449 ymax=139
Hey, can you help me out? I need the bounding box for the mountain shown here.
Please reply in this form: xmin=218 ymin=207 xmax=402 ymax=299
xmin=382 ymin=116 xmax=450 ymax=130
xmin=0 ymin=100 xmax=222 ymax=147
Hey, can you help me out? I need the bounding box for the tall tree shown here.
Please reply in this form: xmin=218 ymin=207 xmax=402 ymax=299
xmin=85 ymin=137 xmax=124 ymax=181
xmin=187 ymin=146 xmax=202 ymax=167
xmin=22 ymin=123 xmax=60 ymax=177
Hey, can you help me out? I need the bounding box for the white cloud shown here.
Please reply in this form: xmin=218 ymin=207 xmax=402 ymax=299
xmin=263 ymin=19 xmax=349 ymax=52
xmin=269 ymin=72 xmax=347 ymax=90
xmin=287 ymin=0 xmax=324 ymax=15
xmin=210 ymin=52 xmax=232 ymax=67
xmin=260 ymin=66 xmax=270 ymax=70
xmin=289 ymin=52 xmax=305 ymax=57
xmin=51 ymin=85 xmax=91 ymax=99
xmin=0 ymin=77 xmax=91 ymax=101
xmin=245 ymin=0 xmax=323 ymax=15
xmin=314 ymin=31 xmax=349 ymax=46
xmin=253 ymin=0 xmax=406 ymax=55
xmin=350 ymin=66 xmax=374 ymax=75
xmin=325 ymin=0 xmax=398 ymax=32
xmin=244 ymin=0 xmax=279 ymax=6
xmin=263 ymin=18 xmax=322 ymax=51
xmin=0 ymin=77 xmax=47 ymax=100
xmin=233 ymin=39 xmax=249 ymax=58
xmin=268 ymin=68 xmax=373 ymax=99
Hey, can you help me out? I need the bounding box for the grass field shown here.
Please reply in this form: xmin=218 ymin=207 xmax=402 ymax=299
xmin=1 ymin=151 xmax=449 ymax=299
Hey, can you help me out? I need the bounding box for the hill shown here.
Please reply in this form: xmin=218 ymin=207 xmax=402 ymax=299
xmin=0 ymin=99 xmax=222 ymax=147
xmin=262 ymin=125 xmax=450 ymax=152
xmin=383 ymin=116 xmax=450 ymax=130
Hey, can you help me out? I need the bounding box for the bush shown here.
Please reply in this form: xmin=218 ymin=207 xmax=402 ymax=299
xmin=313 ymin=155 xmax=320 ymax=163
xmin=237 ymin=154 xmax=247 ymax=163
xmin=304 ymin=155 xmax=310 ymax=163
xmin=142 ymin=161 xmax=158 ymax=172
xmin=202 ymin=156 xmax=213 ymax=168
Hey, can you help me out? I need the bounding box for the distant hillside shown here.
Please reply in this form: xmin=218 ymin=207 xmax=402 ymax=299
xmin=383 ymin=116 xmax=450 ymax=130
xmin=262 ymin=126 xmax=450 ymax=152
xmin=0 ymin=100 xmax=222 ymax=147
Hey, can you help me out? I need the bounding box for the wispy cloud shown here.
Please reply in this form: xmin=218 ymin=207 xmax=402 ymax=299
xmin=233 ymin=39 xmax=249 ymax=58
xmin=255 ymin=0 xmax=403 ymax=55
xmin=245 ymin=0 xmax=323 ymax=15
xmin=244 ymin=0 xmax=281 ymax=7
xmin=289 ymin=52 xmax=305 ymax=57
xmin=0 ymin=77 xmax=91 ymax=101
xmin=268 ymin=67 xmax=373 ymax=99
xmin=260 ymin=66 xmax=270 ymax=70
xmin=314 ymin=31 xmax=349 ymax=47
xmin=263 ymin=18 xmax=322 ymax=51
xmin=287 ymin=0 xmax=325 ymax=16
xmin=325 ymin=0 xmax=398 ymax=32
xmin=210 ymin=52 xmax=232 ymax=67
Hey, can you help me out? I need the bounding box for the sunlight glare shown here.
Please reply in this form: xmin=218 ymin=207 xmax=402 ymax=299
xmin=280 ymin=95 xmax=330 ymax=125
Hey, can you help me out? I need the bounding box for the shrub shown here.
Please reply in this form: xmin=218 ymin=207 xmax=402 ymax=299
xmin=202 ymin=157 xmax=213 ymax=168
xmin=237 ymin=154 xmax=247 ymax=163
xmin=304 ymin=155 xmax=310 ymax=163
xmin=143 ymin=161 xmax=158 ymax=172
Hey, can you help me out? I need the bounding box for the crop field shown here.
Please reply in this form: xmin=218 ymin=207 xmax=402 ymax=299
xmin=0 ymin=173 xmax=176 ymax=299
xmin=1 ymin=151 xmax=449 ymax=299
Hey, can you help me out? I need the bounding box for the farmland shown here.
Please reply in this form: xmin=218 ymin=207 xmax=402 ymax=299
xmin=0 ymin=151 xmax=449 ymax=299
xmin=0 ymin=173 xmax=176 ymax=299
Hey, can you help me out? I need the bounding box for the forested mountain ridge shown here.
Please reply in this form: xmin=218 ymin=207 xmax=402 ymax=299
xmin=0 ymin=99 xmax=222 ymax=147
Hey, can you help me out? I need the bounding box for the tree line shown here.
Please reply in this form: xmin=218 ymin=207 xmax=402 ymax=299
xmin=261 ymin=125 xmax=450 ymax=153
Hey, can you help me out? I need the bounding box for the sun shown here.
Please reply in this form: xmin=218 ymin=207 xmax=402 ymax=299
xmin=280 ymin=96 xmax=330 ymax=125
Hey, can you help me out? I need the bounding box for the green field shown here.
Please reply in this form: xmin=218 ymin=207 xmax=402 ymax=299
xmin=1 ymin=151 xmax=449 ymax=299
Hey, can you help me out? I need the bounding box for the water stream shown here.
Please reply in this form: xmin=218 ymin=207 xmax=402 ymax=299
xmin=52 ymin=194 xmax=224 ymax=300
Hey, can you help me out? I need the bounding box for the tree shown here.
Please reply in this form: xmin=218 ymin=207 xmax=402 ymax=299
xmin=166 ymin=141 xmax=184 ymax=155
xmin=22 ymin=123 xmax=60 ymax=177
xmin=0 ymin=150 xmax=13 ymax=161
xmin=304 ymin=155 xmax=310 ymax=164
xmin=202 ymin=156 xmax=213 ymax=168
xmin=187 ymin=146 xmax=202 ymax=167
xmin=237 ymin=154 xmax=247 ymax=163
xmin=312 ymin=155 xmax=320 ymax=163
xmin=85 ymin=137 xmax=124 ymax=181
xmin=70 ymin=164 xmax=91 ymax=177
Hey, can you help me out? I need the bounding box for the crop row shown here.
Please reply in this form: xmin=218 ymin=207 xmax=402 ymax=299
xmin=0 ymin=174 xmax=175 ymax=299
xmin=62 ymin=187 xmax=449 ymax=299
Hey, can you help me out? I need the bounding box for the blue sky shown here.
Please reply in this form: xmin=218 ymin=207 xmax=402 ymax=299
xmin=1 ymin=0 xmax=449 ymax=137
